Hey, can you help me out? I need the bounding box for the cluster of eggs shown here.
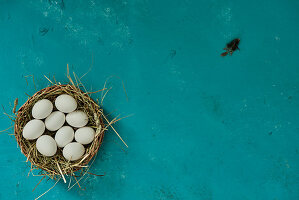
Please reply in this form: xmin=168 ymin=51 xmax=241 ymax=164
xmin=22 ymin=94 xmax=96 ymax=161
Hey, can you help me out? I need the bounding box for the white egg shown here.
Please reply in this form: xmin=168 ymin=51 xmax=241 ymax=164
xmin=63 ymin=142 xmax=85 ymax=161
xmin=75 ymin=127 xmax=95 ymax=145
xmin=22 ymin=119 xmax=45 ymax=140
xmin=55 ymin=94 xmax=77 ymax=113
xmin=32 ymin=99 xmax=53 ymax=119
xmin=55 ymin=126 xmax=74 ymax=148
xmin=45 ymin=111 xmax=65 ymax=131
xmin=66 ymin=111 xmax=88 ymax=128
xmin=36 ymin=135 xmax=57 ymax=157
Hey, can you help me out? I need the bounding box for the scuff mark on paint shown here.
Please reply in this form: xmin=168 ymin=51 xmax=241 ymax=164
xmin=274 ymin=36 xmax=280 ymax=41
xmin=99 ymin=152 xmax=112 ymax=161
xmin=39 ymin=27 xmax=49 ymax=36
xmin=220 ymin=7 xmax=232 ymax=24
xmin=169 ymin=49 xmax=177 ymax=58
xmin=201 ymin=93 xmax=223 ymax=118
xmin=48 ymin=0 xmax=65 ymax=10
xmin=128 ymin=38 xmax=133 ymax=44
xmin=189 ymin=184 xmax=213 ymax=200
xmin=154 ymin=186 xmax=179 ymax=200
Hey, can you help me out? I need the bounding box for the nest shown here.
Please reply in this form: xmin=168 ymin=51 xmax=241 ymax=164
xmin=5 ymin=66 xmax=129 ymax=199
xmin=14 ymin=84 xmax=105 ymax=179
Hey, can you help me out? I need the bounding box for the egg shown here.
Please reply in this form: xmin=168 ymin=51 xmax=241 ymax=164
xmin=66 ymin=111 xmax=88 ymax=128
xmin=75 ymin=127 xmax=95 ymax=145
xmin=63 ymin=142 xmax=85 ymax=161
xmin=45 ymin=111 xmax=65 ymax=131
xmin=32 ymin=99 xmax=53 ymax=119
xmin=22 ymin=119 xmax=45 ymax=140
xmin=36 ymin=135 xmax=57 ymax=156
xmin=55 ymin=94 xmax=77 ymax=113
xmin=55 ymin=126 xmax=74 ymax=148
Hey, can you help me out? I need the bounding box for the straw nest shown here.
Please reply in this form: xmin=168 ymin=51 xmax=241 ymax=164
xmin=14 ymin=84 xmax=105 ymax=179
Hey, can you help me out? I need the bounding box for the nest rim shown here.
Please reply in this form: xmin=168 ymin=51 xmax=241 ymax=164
xmin=14 ymin=84 xmax=105 ymax=177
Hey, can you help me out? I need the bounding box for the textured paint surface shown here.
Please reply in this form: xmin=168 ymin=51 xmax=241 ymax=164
xmin=0 ymin=0 xmax=299 ymax=199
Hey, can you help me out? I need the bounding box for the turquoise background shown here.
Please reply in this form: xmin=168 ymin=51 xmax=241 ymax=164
xmin=0 ymin=0 xmax=299 ymax=199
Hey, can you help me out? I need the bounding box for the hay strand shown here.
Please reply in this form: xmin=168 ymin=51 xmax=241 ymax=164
xmin=35 ymin=178 xmax=61 ymax=200
xmin=13 ymin=98 xmax=18 ymax=114
xmin=56 ymin=162 xmax=66 ymax=183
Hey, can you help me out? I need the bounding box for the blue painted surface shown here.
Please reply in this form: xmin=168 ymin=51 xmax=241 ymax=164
xmin=0 ymin=0 xmax=299 ymax=199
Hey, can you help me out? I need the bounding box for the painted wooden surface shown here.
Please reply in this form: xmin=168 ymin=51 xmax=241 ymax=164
xmin=0 ymin=0 xmax=299 ymax=199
